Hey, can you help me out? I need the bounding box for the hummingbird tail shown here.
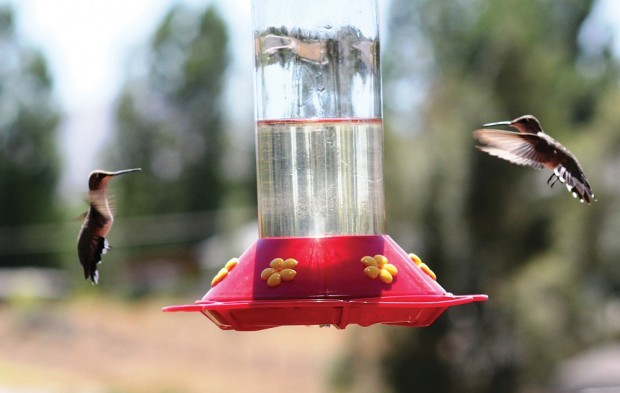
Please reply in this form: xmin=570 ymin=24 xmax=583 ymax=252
xmin=552 ymin=165 xmax=596 ymax=204
xmin=80 ymin=236 xmax=109 ymax=284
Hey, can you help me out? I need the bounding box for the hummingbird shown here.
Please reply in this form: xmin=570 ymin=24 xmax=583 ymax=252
xmin=473 ymin=115 xmax=595 ymax=203
xmin=77 ymin=168 xmax=141 ymax=284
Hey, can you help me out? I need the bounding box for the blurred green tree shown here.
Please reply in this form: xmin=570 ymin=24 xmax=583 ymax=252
xmin=0 ymin=6 xmax=62 ymax=268
xmin=110 ymin=4 xmax=229 ymax=216
xmin=103 ymin=5 xmax=232 ymax=291
xmin=345 ymin=0 xmax=620 ymax=392
xmin=110 ymin=8 xmax=229 ymax=223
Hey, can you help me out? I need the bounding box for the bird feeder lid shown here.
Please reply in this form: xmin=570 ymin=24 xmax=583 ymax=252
xmin=163 ymin=235 xmax=487 ymax=330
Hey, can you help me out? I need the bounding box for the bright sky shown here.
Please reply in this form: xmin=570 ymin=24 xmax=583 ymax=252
xmin=11 ymin=0 xmax=252 ymax=110
xmin=3 ymin=0 xmax=620 ymax=200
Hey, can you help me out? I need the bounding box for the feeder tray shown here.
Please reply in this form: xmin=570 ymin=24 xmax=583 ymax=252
xmin=163 ymin=235 xmax=487 ymax=330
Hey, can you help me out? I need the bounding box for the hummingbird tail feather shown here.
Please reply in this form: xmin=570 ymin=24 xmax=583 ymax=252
xmin=553 ymin=165 xmax=595 ymax=204
xmin=102 ymin=238 xmax=111 ymax=254
xmin=84 ymin=236 xmax=108 ymax=284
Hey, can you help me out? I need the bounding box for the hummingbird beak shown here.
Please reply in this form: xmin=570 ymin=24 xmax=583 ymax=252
xmin=482 ymin=120 xmax=512 ymax=127
xmin=110 ymin=168 xmax=142 ymax=176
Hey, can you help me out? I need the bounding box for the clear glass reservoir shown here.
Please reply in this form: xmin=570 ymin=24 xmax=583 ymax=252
xmin=253 ymin=0 xmax=385 ymax=237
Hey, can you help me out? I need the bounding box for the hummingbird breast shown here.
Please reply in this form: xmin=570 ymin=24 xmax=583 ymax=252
xmin=87 ymin=205 xmax=113 ymax=237
xmin=77 ymin=204 xmax=114 ymax=284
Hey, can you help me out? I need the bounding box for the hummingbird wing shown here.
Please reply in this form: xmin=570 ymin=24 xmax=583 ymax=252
xmin=473 ymin=129 xmax=550 ymax=169
xmin=89 ymin=190 xmax=115 ymax=220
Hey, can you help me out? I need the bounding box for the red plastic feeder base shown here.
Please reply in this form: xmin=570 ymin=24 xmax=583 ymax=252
xmin=163 ymin=235 xmax=487 ymax=331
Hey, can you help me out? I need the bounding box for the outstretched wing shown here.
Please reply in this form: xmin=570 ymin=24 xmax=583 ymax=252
xmin=473 ymin=129 xmax=551 ymax=169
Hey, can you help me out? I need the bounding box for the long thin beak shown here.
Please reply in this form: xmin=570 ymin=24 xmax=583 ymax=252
xmin=482 ymin=120 xmax=512 ymax=127
xmin=111 ymin=168 xmax=142 ymax=176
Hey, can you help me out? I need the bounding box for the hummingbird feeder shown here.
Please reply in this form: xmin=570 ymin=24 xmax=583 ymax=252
xmin=163 ymin=0 xmax=487 ymax=330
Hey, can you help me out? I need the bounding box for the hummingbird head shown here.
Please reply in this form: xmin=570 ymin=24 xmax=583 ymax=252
xmin=509 ymin=115 xmax=543 ymax=134
xmin=483 ymin=114 xmax=542 ymax=134
xmin=88 ymin=168 xmax=142 ymax=190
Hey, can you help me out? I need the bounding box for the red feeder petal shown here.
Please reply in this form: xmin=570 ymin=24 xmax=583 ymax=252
xmin=163 ymin=235 xmax=487 ymax=330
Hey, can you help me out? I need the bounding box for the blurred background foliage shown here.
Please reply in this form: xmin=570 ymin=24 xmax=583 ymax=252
xmin=378 ymin=0 xmax=620 ymax=392
xmin=0 ymin=6 xmax=62 ymax=269
xmin=0 ymin=0 xmax=619 ymax=392
xmin=103 ymin=5 xmax=239 ymax=295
